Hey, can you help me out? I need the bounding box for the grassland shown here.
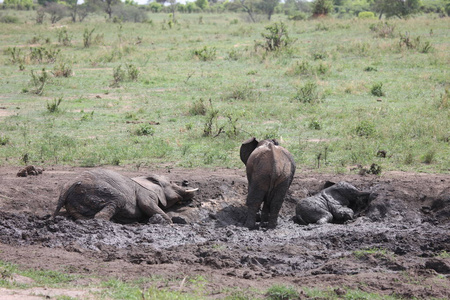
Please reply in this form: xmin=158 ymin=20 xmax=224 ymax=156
xmin=0 ymin=11 xmax=449 ymax=173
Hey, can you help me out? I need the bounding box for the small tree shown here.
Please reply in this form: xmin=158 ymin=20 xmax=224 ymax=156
xmin=238 ymin=0 xmax=257 ymax=22
xmin=43 ymin=2 xmax=68 ymax=24
xmin=257 ymin=0 xmax=280 ymax=20
xmin=373 ymin=0 xmax=421 ymax=19
xmin=312 ymin=0 xmax=333 ymax=16
xmin=195 ymin=0 xmax=209 ymax=11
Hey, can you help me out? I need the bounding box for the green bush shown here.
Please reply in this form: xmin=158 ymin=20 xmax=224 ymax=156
xmin=0 ymin=135 xmax=10 ymax=146
xmin=46 ymin=97 xmax=63 ymax=113
xmin=370 ymin=22 xmax=396 ymax=38
xmin=294 ymin=82 xmax=320 ymax=103
xmin=257 ymin=21 xmax=295 ymax=52
xmin=370 ymin=82 xmax=385 ymax=97
xmin=0 ymin=15 xmax=20 ymax=24
xmin=111 ymin=65 xmax=125 ymax=87
xmin=265 ymin=284 xmax=299 ymax=300
xmin=53 ymin=61 xmax=72 ymax=77
xmin=189 ymin=98 xmax=207 ymax=116
xmin=193 ymin=46 xmax=216 ymax=61
xmin=126 ymin=63 xmax=139 ymax=81
xmin=288 ymin=12 xmax=308 ymax=21
xmin=355 ymin=120 xmax=376 ymax=137
xmin=135 ymin=123 xmax=155 ymax=136
xmin=358 ymin=11 xmax=375 ymax=19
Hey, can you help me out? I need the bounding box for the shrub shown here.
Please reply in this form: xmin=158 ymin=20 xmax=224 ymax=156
xmin=202 ymin=100 xmax=241 ymax=138
xmin=294 ymin=82 xmax=320 ymax=103
xmin=355 ymin=120 xmax=376 ymax=137
xmin=227 ymin=49 xmax=241 ymax=61
xmin=43 ymin=2 xmax=68 ymax=24
xmin=29 ymin=47 xmax=61 ymax=64
xmin=193 ymin=46 xmax=216 ymax=61
xmin=126 ymin=63 xmax=139 ymax=81
xmin=286 ymin=60 xmax=313 ymax=77
xmin=358 ymin=11 xmax=375 ymax=19
xmin=46 ymin=97 xmax=63 ymax=113
xmin=53 ymin=61 xmax=72 ymax=77
xmin=370 ymin=82 xmax=385 ymax=97
xmin=312 ymin=51 xmax=327 ymax=60
xmin=135 ymin=123 xmax=155 ymax=136
xmin=0 ymin=14 xmax=20 ymax=24
xmin=364 ymin=66 xmax=378 ymax=72
xmin=56 ymin=27 xmax=72 ymax=46
xmin=0 ymin=135 xmax=10 ymax=146
xmin=83 ymin=28 xmax=95 ymax=48
xmin=308 ymin=119 xmax=322 ymax=130
xmin=227 ymin=83 xmax=259 ymax=101
xmin=257 ymin=21 xmax=295 ymax=52
xmin=111 ymin=65 xmax=126 ymax=87
xmin=288 ymin=12 xmax=307 ymax=21
xmin=112 ymin=4 xmax=148 ymax=23
xmin=30 ymin=68 xmax=50 ymax=95
xmin=422 ymin=149 xmax=436 ymax=164
xmin=189 ymin=98 xmax=207 ymax=116
xmin=265 ymin=284 xmax=299 ymax=300
xmin=6 ymin=47 xmax=24 ymax=65
xmin=149 ymin=2 xmax=163 ymax=13
xmin=370 ymin=22 xmax=396 ymax=38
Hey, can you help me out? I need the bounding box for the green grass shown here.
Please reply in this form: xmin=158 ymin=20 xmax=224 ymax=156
xmin=2 ymin=259 xmax=448 ymax=299
xmin=353 ymin=247 xmax=391 ymax=259
xmin=0 ymin=12 xmax=448 ymax=173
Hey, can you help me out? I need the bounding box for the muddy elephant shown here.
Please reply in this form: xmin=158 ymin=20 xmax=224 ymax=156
xmin=295 ymin=182 xmax=372 ymax=225
xmin=53 ymin=169 xmax=198 ymax=224
xmin=240 ymin=137 xmax=296 ymax=229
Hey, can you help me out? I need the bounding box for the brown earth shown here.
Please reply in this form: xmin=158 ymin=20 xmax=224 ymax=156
xmin=0 ymin=166 xmax=449 ymax=299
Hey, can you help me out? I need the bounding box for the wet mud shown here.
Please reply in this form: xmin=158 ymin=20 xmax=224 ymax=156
xmin=0 ymin=167 xmax=449 ymax=298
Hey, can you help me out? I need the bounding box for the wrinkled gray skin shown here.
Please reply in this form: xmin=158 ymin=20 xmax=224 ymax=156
xmin=53 ymin=169 xmax=197 ymax=224
xmin=295 ymin=182 xmax=372 ymax=225
xmin=240 ymin=137 xmax=296 ymax=229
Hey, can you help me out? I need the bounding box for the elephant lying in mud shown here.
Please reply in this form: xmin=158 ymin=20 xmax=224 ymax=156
xmin=240 ymin=137 xmax=296 ymax=229
xmin=295 ymin=182 xmax=372 ymax=225
xmin=53 ymin=169 xmax=198 ymax=224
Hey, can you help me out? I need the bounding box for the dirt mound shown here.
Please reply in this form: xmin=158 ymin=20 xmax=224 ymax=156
xmin=0 ymin=166 xmax=449 ymax=298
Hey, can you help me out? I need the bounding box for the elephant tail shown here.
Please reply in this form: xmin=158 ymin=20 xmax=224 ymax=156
xmin=294 ymin=214 xmax=308 ymax=225
xmin=53 ymin=181 xmax=80 ymax=218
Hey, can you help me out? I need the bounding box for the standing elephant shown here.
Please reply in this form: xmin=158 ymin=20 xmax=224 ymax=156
xmin=53 ymin=169 xmax=198 ymax=224
xmin=240 ymin=137 xmax=296 ymax=229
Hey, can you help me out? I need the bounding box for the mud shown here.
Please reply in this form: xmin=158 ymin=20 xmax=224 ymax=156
xmin=0 ymin=166 xmax=449 ymax=299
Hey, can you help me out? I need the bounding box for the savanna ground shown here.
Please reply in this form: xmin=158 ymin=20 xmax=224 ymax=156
xmin=0 ymin=9 xmax=449 ymax=299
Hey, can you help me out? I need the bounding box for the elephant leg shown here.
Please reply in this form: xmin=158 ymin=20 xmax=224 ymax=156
xmin=267 ymin=184 xmax=290 ymax=229
xmin=137 ymin=198 xmax=172 ymax=223
xmin=316 ymin=211 xmax=333 ymax=224
xmin=95 ymin=203 xmax=117 ymax=220
xmin=261 ymin=201 xmax=270 ymax=224
xmin=245 ymin=187 xmax=266 ymax=229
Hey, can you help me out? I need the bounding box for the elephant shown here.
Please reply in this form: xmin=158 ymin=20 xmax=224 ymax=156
xmin=295 ymin=181 xmax=372 ymax=225
xmin=240 ymin=137 xmax=296 ymax=229
xmin=53 ymin=169 xmax=198 ymax=224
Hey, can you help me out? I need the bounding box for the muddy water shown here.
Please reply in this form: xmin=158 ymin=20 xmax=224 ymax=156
xmin=0 ymin=167 xmax=449 ymax=298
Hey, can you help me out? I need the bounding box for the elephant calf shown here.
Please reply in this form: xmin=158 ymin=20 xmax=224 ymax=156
xmin=240 ymin=137 xmax=296 ymax=229
xmin=53 ymin=169 xmax=197 ymax=224
xmin=295 ymin=182 xmax=372 ymax=225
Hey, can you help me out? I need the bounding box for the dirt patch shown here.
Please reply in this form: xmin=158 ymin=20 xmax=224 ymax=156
xmin=0 ymin=166 xmax=449 ymax=298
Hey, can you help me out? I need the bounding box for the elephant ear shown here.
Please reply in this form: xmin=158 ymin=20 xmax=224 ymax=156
xmin=131 ymin=176 xmax=167 ymax=207
xmin=240 ymin=137 xmax=259 ymax=165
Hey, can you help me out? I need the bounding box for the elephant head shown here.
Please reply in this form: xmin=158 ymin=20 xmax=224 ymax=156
xmin=132 ymin=174 xmax=197 ymax=209
xmin=240 ymin=137 xmax=296 ymax=229
xmin=240 ymin=137 xmax=279 ymax=166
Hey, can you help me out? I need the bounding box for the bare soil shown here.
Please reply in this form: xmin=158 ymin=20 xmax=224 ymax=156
xmin=0 ymin=166 xmax=449 ymax=299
